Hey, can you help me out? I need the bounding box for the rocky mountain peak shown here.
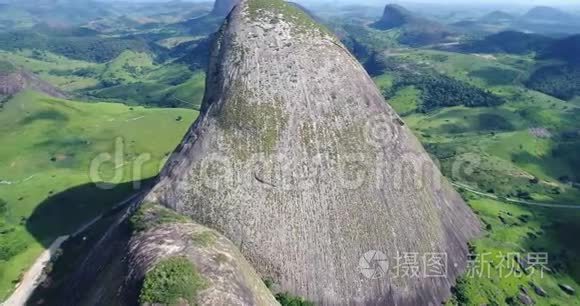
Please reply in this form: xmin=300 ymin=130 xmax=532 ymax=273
xmin=372 ymin=3 xmax=416 ymax=30
xmin=49 ymin=1 xmax=481 ymax=304
xmin=144 ymin=0 xmax=481 ymax=304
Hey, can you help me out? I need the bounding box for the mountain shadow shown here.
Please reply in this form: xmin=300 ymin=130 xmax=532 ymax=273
xmin=26 ymin=178 xmax=155 ymax=248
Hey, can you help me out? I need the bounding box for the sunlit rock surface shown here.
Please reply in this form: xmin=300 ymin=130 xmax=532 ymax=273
xmin=146 ymin=0 xmax=481 ymax=304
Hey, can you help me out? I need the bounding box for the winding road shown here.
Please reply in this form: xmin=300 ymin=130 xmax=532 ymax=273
xmin=452 ymin=181 xmax=580 ymax=209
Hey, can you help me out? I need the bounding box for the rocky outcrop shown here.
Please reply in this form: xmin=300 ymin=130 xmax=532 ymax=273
xmin=371 ymin=4 xmax=415 ymax=30
xmin=0 ymin=62 xmax=66 ymax=98
xmin=127 ymin=203 xmax=279 ymax=306
xmin=145 ymin=0 xmax=481 ymax=305
xmin=211 ymin=0 xmax=241 ymax=16
xmin=371 ymin=4 xmax=454 ymax=46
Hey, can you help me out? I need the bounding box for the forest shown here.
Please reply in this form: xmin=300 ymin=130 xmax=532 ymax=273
xmin=386 ymin=72 xmax=505 ymax=112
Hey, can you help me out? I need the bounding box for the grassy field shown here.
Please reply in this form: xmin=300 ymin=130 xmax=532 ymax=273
xmin=450 ymin=195 xmax=580 ymax=305
xmin=0 ymin=90 xmax=197 ymax=299
xmin=375 ymin=49 xmax=580 ymax=304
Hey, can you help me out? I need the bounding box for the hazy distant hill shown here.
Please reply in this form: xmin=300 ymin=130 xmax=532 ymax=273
xmin=0 ymin=29 xmax=153 ymax=63
xmin=459 ymin=31 xmax=553 ymax=55
xmin=479 ymin=10 xmax=515 ymax=24
xmin=0 ymin=0 xmax=212 ymax=31
xmin=0 ymin=0 xmax=114 ymax=28
xmin=523 ymin=6 xmax=576 ymax=22
xmin=516 ymin=6 xmax=580 ymax=35
xmin=448 ymin=11 xmax=514 ymax=35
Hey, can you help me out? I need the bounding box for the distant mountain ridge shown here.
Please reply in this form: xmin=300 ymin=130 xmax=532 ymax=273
xmin=515 ymin=5 xmax=580 ymax=35
xmin=458 ymin=31 xmax=553 ymax=55
xmin=451 ymin=5 xmax=580 ymax=36
xmin=479 ymin=10 xmax=515 ymax=23
xmin=523 ymin=6 xmax=576 ymax=22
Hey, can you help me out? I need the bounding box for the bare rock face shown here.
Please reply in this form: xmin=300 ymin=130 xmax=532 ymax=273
xmin=372 ymin=4 xmax=415 ymax=30
xmin=0 ymin=63 xmax=67 ymax=98
xmin=147 ymin=0 xmax=481 ymax=304
xmin=211 ymin=0 xmax=241 ymax=16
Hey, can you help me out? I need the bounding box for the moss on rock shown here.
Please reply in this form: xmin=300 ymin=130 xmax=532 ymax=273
xmin=130 ymin=202 xmax=190 ymax=233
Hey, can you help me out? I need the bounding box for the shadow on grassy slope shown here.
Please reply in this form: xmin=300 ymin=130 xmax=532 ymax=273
xmin=25 ymin=178 xmax=155 ymax=248
xmin=26 ymin=197 xmax=135 ymax=306
xmin=533 ymin=208 xmax=580 ymax=284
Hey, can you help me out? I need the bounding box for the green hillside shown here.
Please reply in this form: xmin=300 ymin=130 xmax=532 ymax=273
xmin=0 ymin=50 xmax=206 ymax=108
xmin=0 ymin=91 xmax=197 ymax=299
xmin=374 ymin=49 xmax=580 ymax=305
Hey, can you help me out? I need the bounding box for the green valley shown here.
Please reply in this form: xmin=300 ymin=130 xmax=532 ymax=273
xmin=0 ymin=91 xmax=197 ymax=299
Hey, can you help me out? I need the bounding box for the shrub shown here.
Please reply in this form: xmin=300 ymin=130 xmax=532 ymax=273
xmin=275 ymin=292 xmax=316 ymax=306
xmin=139 ymin=257 xmax=206 ymax=305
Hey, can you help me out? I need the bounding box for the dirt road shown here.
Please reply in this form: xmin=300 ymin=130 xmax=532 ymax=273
xmin=2 ymin=236 xmax=68 ymax=306
xmin=1 ymin=192 xmax=144 ymax=306
xmin=452 ymin=182 xmax=580 ymax=209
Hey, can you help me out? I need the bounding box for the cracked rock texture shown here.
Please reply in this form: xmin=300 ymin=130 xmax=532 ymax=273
xmin=145 ymin=0 xmax=481 ymax=305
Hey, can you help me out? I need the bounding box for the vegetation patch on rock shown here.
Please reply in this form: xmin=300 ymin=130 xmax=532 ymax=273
xmin=139 ymin=256 xmax=206 ymax=305
xmin=246 ymin=0 xmax=329 ymax=36
xmin=130 ymin=202 xmax=191 ymax=233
